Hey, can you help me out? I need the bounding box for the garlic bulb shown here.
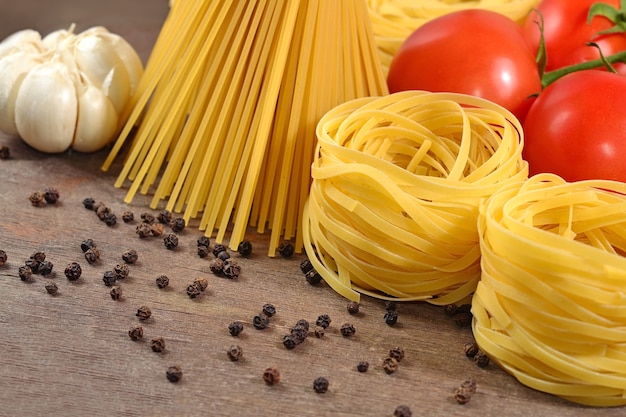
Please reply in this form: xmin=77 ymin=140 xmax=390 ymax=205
xmin=0 ymin=25 xmax=143 ymax=153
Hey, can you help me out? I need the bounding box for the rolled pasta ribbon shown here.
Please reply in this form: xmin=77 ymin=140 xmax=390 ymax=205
xmin=473 ymin=173 xmax=626 ymax=407
xmin=366 ymin=0 xmax=540 ymax=75
xmin=303 ymin=90 xmax=527 ymax=303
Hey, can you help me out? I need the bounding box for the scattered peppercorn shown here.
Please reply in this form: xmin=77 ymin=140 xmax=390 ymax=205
xmin=122 ymin=249 xmax=138 ymax=264
xmin=313 ymin=326 xmax=325 ymax=338
xmin=357 ymin=361 xmax=369 ymax=373
xmin=186 ymin=281 xmax=203 ymax=299
xmin=263 ymin=367 xmax=280 ymax=385
xmin=262 ymin=303 xmax=276 ymax=317
xmin=454 ymin=312 xmax=472 ymax=328
xmin=121 ymin=211 xmax=134 ymax=223
xmin=0 ymin=145 xmax=10 ymax=159
xmin=163 ymin=233 xmax=178 ymax=250
xmin=103 ymin=213 xmax=117 ymax=226
xmin=96 ymin=205 xmax=111 ymax=221
xmin=113 ymin=263 xmax=129 ymax=280
xmin=37 ymin=260 xmax=53 ymax=276
xmin=299 ymin=258 xmax=313 ymax=274
xmin=197 ymin=236 xmax=210 ymax=247
xmin=150 ymin=337 xmax=166 ymax=353
xmin=282 ymin=334 xmax=298 ymax=350
xmin=170 ymin=217 xmax=185 ymax=233
xmin=135 ymin=223 xmax=151 ymax=238
xmin=92 ymin=201 xmax=105 ymax=213
xmin=212 ymin=244 xmax=227 ymax=257
xmin=252 ymin=313 xmax=270 ymax=330
xmin=216 ymin=250 xmax=231 ymax=261
xmin=45 ymin=282 xmax=58 ymax=295
xmin=82 ymin=197 xmax=96 ymax=210
xmin=28 ymin=191 xmax=44 ymax=206
xmin=474 ymin=350 xmax=490 ymax=368
xmin=166 ymin=365 xmax=182 ymax=383
xmin=18 ymin=265 xmax=32 ymax=281
xmin=155 ymin=275 xmax=169 ymax=289
xmin=389 ymin=347 xmax=405 ymax=362
xmin=80 ymin=239 xmax=96 ymax=253
xmin=209 ymin=258 xmax=224 ymax=275
xmin=128 ymin=325 xmax=143 ymax=341
xmin=313 ymin=377 xmax=329 ymax=393
xmin=290 ymin=324 xmax=308 ymax=343
xmin=383 ymin=357 xmax=399 ymax=374
xmin=464 ymin=341 xmax=479 ymax=358
xmin=102 ymin=271 xmax=116 ymax=287
xmin=278 ymin=241 xmax=294 ymax=258
xmin=110 ymin=286 xmax=123 ymax=300
xmin=0 ymin=249 xmax=6 ymax=266
xmin=305 ymin=270 xmax=322 ymax=285
xmin=30 ymin=251 xmax=46 ymax=263
xmin=227 ymin=344 xmax=243 ymax=361
xmin=64 ymin=262 xmax=82 ymax=281
xmin=42 ymin=187 xmax=60 ymax=204
xmin=454 ymin=386 xmax=473 ymax=405
xmin=385 ymin=301 xmax=397 ymax=311
xmin=157 ymin=210 xmax=172 ymax=224
xmin=384 ymin=310 xmax=398 ymax=326
xmin=338 ymin=323 xmax=355 ymax=337
xmin=347 ymin=301 xmax=360 ymax=315
xmin=393 ymin=405 xmax=412 ymax=417
xmin=150 ymin=223 xmax=164 ymax=236
xmin=223 ymin=259 xmax=241 ymax=279
xmin=443 ymin=303 xmax=458 ymax=316
xmin=237 ymin=240 xmax=252 ymax=256
xmin=136 ymin=306 xmax=152 ymax=320
xmin=197 ymin=245 xmax=209 ymax=258
xmin=84 ymin=247 xmax=100 ymax=264
xmin=228 ymin=321 xmax=244 ymax=337
xmin=140 ymin=212 xmax=156 ymax=224
xmin=316 ymin=314 xmax=331 ymax=329
xmin=460 ymin=377 xmax=477 ymax=394
xmin=194 ymin=277 xmax=209 ymax=291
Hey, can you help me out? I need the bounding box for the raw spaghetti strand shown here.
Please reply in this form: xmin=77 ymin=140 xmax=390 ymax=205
xmin=302 ymin=90 xmax=528 ymax=303
xmin=473 ymin=173 xmax=626 ymax=407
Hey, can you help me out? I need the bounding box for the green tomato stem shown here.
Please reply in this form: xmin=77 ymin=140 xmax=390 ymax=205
xmin=541 ymin=48 xmax=626 ymax=88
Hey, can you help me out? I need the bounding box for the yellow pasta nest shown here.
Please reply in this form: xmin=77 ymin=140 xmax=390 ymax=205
xmin=366 ymin=0 xmax=541 ymax=75
xmin=473 ymin=174 xmax=626 ymax=407
xmin=302 ymin=90 xmax=528 ymax=304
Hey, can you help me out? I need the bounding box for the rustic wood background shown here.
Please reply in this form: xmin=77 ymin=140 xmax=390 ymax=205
xmin=0 ymin=1 xmax=622 ymax=416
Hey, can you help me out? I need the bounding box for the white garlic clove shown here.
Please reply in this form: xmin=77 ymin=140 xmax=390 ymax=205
xmin=42 ymin=25 xmax=77 ymax=51
xmin=0 ymin=51 xmax=42 ymax=136
xmin=14 ymin=61 xmax=78 ymax=153
xmin=73 ymin=33 xmax=130 ymax=113
xmin=72 ymin=79 xmax=119 ymax=153
xmin=0 ymin=29 xmax=43 ymax=59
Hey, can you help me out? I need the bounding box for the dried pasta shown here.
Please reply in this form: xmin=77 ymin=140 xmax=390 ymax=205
xmin=366 ymin=0 xmax=541 ymax=75
xmin=473 ymin=173 xmax=626 ymax=406
xmin=302 ymin=90 xmax=528 ymax=303
xmin=101 ymin=0 xmax=387 ymax=255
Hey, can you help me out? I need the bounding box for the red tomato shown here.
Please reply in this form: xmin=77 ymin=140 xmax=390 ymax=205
xmin=523 ymin=0 xmax=626 ymax=73
xmin=522 ymin=70 xmax=626 ymax=182
xmin=387 ymin=10 xmax=541 ymax=121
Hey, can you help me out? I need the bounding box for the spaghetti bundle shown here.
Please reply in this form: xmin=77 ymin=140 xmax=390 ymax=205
xmin=366 ymin=0 xmax=540 ymax=75
xmin=102 ymin=0 xmax=387 ymax=255
xmin=473 ymin=174 xmax=626 ymax=407
xmin=302 ymin=90 xmax=528 ymax=303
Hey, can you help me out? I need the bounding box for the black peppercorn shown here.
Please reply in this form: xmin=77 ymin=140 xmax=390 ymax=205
xmin=157 ymin=210 xmax=172 ymax=224
xmin=0 ymin=249 xmax=6 ymax=266
xmin=443 ymin=303 xmax=458 ymax=316
xmin=454 ymin=312 xmax=473 ymax=328
xmin=340 ymin=323 xmax=356 ymax=337
xmin=135 ymin=223 xmax=151 ymax=238
xmin=237 ymin=240 xmax=252 ymax=256
xmin=299 ymin=258 xmax=314 ymax=274
xmin=227 ymin=344 xmax=243 ymax=361
xmin=263 ymin=367 xmax=280 ymax=385
xmin=45 ymin=282 xmax=58 ymax=295
xmin=313 ymin=326 xmax=325 ymax=338
xmin=464 ymin=341 xmax=479 ymax=358
xmin=80 ymin=239 xmax=96 ymax=253
xmin=110 ymin=286 xmax=123 ymax=300
xmin=212 ymin=244 xmax=227 ymax=257
xmin=29 ymin=191 xmax=44 ymax=206
xmin=290 ymin=324 xmax=308 ymax=343
xmin=278 ymin=241 xmax=294 ymax=258
xmin=166 ymin=365 xmax=182 ymax=383
xmin=18 ymin=265 xmax=32 ymax=281
xmin=121 ymin=211 xmax=134 ymax=223
xmin=252 ymin=313 xmax=270 ymax=330
xmin=295 ymin=319 xmax=309 ymax=330
xmin=163 ymin=233 xmax=178 ymax=250
xmin=209 ymin=258 xmax=224 ymax=275
xmin=305 ymin=270 xmax=322 ymax=285
xmin=385 ymin=301 xmax=397 ymax=311
xmin=140 ymin=212 xmax=156 ymax=224
xmin=82 ymin=197 xmax=96 ymax=210
xmin=30 ymin=251 xmax=46 ymax=263
xmin=151 ymin=337 xmax=166 ymax=353
xmin=474 ymin=350 xmax=490 ymax=368
xmin=384 ymin=310 xmax=398 ymax=326
xmin=103 ymin=212 xmax=117 ymax=226
xmin=313 ymin=377 xmax=329 ymax=393
xmin=454 ymin=386 xmax=473 ymax=405
xmin=170 ymin=217 xmax=185 ymax=233
xmin=394 ymin=405 xmax=412 ymax=417
xmin=383 ymin=357 xmax=399 ymax=374
xmin=216 ymin=250 xmax=231 ymax=261
xmin=136 ymin=306 xmax=152 ymax=320
xmin=122 ymin=249 xmax=138 ymax=264
xmin=43 ymin=187 xmax=59 ymax=204
xmin=155 ymin=275 xmax=169 ymax=289
xmin=186 ymin=282 xmax=203 ymax=299
xmin=197 ymin=245 xmax=209 ymax=258
xmin=316 ymin=314 xmax=331 ymax=329
xmin=283 ymin=334 xmax=298 ymax=350
xmin=96 ymin=205 xmax=111 ymax=221
xmin=102 ymin=271 xmax=116 ymax=287
xmin=0 ymin=145 xmax=10 ymax=159
xmin=194 ymin=277 xmax=208 ymax=291
xmin=460 ymin=377 xmax=477 ymax=394
xmin=128 ymin=325 xmax=143 ymax=340
xmin=84 ymin=247 xmax=100 ymax=264
xmin=25 ymin=259 xmax=39 ymax=273
xmin=347 ymin=301 xmax=360 ymax=315
xmin=64 ymin=262 xmax=82 ymax=281
xmin=150 ymin=223 xmax=164 ymax=236
xmin=113 ymin=263 xmax=129 ymax=280
xmin=357 ymin=361 xmax=369 ymax=373
xmin=223 ymin=259 xmax=241 ymax=279
xmin=92 ymin=201 xmax=105 ymax=213
xmin=37 ymin=260 xmax=53 ymax=276
xmin=197 ymin=236 xmax=210 ymax=247
xmin=389 ymin=346 xmax=405 ymax=362
xmin=228 ymin=321 xmax=244 ymax=336
xmin=262 ymin=303 xmax=276 ymax=317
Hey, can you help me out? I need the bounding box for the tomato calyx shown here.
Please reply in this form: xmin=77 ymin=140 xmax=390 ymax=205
xmin=588 ymin=0 xmax=626 ymax=36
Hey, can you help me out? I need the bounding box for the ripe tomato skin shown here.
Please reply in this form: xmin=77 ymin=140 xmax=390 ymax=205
xmin=523 ymin=0 xmax=626 ymax=73
xmin=522 ymin=71 xmax=626 ymax=182
xmin=387 ymin=9 xmax=541 ymax=121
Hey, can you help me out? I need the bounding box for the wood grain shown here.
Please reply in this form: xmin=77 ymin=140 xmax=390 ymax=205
xmin=0 ymin=1 xmax=624 ymax=416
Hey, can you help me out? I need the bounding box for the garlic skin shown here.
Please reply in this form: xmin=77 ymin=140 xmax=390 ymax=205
xmin=0 ymin=25 xmax=143 ymax=153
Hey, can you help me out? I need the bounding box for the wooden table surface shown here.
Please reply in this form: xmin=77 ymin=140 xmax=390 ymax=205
xmin=0 ymin=2 xmax=623 ymax=416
